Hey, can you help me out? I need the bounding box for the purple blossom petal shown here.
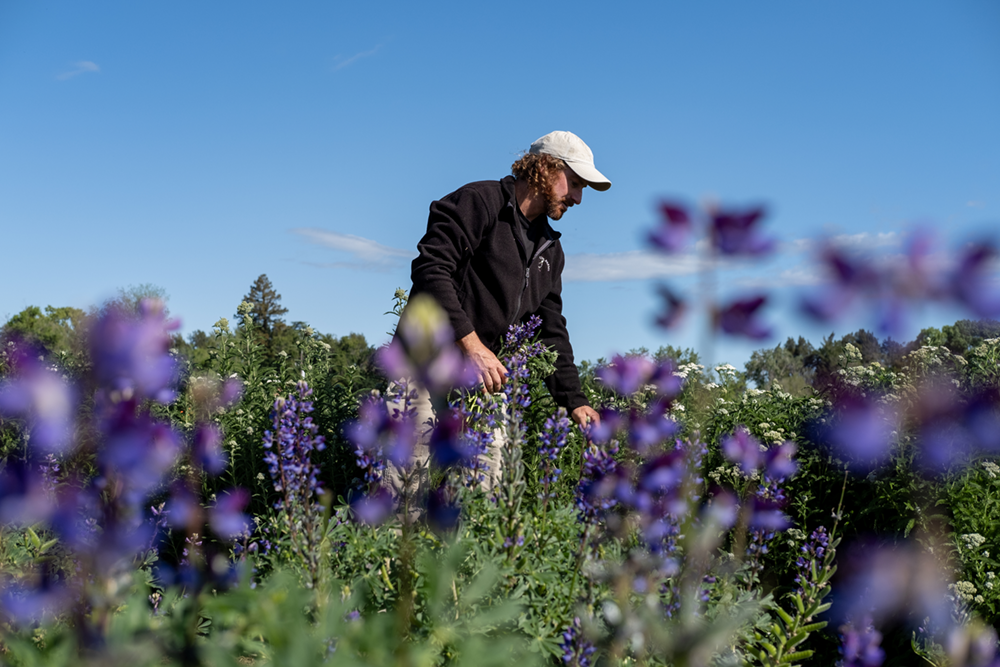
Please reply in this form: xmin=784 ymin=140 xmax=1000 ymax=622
xmin=765 ymin=441 xmax=798 ymax=480
xmin=722 ymin=427 xmax=763 ymax=475
xmin=654 ymin=285 xmax=687 ymax=330
xmin=351 ymin=487 xmax=394 ymax=526
xmin=648 ymin=201 xmax=692 ymax=253
xmin=209 ymin=489 xmax=251 ymax=539
xmin=715 ymin=295 xmax=771 ymax=340
xmin=709 ymin=206 xmax=774 ymax=256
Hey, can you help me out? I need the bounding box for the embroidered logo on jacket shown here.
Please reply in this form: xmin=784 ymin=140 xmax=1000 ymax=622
xmin=537 ymin=257 xmax=551 ymax=272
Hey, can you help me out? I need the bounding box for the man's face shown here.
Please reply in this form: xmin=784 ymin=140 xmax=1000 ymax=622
xmin=545 ymin=168 xmax=587 ymax=221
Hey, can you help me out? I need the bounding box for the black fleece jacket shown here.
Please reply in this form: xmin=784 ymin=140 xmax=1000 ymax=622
xmin=409 ymin=176 xmax=588 ymax=411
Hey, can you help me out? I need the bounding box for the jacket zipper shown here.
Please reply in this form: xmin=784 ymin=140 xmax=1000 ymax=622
xmin=508 ymin=237 xmax=554 ymax=331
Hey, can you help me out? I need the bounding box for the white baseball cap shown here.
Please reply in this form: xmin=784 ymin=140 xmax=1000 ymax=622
xmin=529 ymin=131 xmax=611 ymax=191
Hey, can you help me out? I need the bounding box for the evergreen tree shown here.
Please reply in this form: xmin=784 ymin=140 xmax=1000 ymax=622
xmin=240 ymin=274 xmax=289 ymax=357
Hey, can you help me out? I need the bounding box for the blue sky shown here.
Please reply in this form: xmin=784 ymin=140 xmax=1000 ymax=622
xmin=1 ymin=1 xmax=998 ymax=371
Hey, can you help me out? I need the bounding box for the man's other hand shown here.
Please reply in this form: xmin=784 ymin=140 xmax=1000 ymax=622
xmin=571 ymin=405 xmax=600 ymax=428
xmin=457 ymin=331 xmax=508 ymax=393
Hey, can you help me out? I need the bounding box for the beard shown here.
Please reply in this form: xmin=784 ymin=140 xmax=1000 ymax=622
xmin=544 ymin=181 xmax=572 ymax=220
xmin=546 ymin=197 xmax=568 ymax=220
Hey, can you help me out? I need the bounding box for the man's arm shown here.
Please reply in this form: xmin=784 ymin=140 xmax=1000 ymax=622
xmin=456 ymin=330 xmax=507 ymax=394
xmin=410 ymin=187 xmax=493 ymax=342
xmin=533 ymin=259 xmax=600 ymax=428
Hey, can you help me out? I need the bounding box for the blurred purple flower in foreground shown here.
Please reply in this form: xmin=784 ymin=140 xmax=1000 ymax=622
xmin=802 ymin=233 xmax=1000 ymax=337
xmin=90 ymin=299 xmax=181 ymax=403
xmin=721 ymin=426 xmax=798 ymax=481
xmin=839 ymin=615 xmax=885 ymax=667
xmin=647 ymin=200 xmax=775 ymax=257
xmin=653 ymin=285 xmax=688 ymax=331
xmin=209 ymin=489 xmax=251 ymax=540
xmin=596 ymin=354 xmax=684 ymax=398
xmin=378 ymin=294 xmax=477 ymax=396
xmin=648 ymin=201 xmax=693 ymax=253
xmin=709 ymin=205 xmax=775 ymax=257
xmin=0 ymin=347 xmax=76 ymax=453
xmin=816 ymin=397 xmax=898 ymax=472
xmin=714 ymin=295 xmax=772 ymax=340
xmin=835 ymin=540 xmax=954 ymax=638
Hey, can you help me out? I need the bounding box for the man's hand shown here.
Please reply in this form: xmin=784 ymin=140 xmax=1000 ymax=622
xmin=571 ymin=405 xmax=601 ymax=428
xmin=457 ymin=331 xmax=508 ymax=393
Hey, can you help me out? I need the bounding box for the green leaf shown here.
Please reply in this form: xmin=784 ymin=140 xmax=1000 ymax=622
xmin=27 ymin=527 xmax=41 ymax=550
xmin=782 ymin=650 xmax=814 ymax=662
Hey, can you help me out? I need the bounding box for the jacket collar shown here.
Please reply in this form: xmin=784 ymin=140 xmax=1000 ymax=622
xmin=500 ymin=175 xmax=562 ymax=242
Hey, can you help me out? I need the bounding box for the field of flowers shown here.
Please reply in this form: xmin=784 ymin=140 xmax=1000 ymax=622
xmin=3 ymin=203 xmax=1000 ymax=666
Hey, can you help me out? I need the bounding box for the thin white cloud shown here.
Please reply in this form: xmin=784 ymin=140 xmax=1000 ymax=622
xmin=57 ymin=61 xmax=99 ymax=81
xmin=825 ymin=231 xmax=900 ymax=249
xmin=292 ymin=228 xmax=413 ymax=269
xmin=968 ymin=201 xmax=985 ymax=208
xmin=332 ymin=44 xmax=382 ymax=71
xmin=564 ymin=251 xmax=702 ymax=282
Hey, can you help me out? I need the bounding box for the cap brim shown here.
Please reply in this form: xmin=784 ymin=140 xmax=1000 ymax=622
xmin=565 ymin=161 xmax=611 ymax=191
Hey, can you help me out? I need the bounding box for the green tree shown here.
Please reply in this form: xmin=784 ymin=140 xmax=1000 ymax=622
xmin=744 ymin=336 xmax=815 ymax=396
xmin=240 ymin=274 xmax=290 ymax=358
xmin=1 ymin=305 xmax=86 ymax=358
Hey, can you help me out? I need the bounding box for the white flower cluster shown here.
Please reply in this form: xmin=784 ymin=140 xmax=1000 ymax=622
xmin=714 ymin=363 xmax=738 ymax=379
xmin=951 ymin=580 xmax=978 ymax=604
xmin=961 ymin=533 xmax=987 ymax=551
xmin=674 ymin=362 xmax=704 ymax=380
xmin=981 ymin=460 xmax=1000 ymax=479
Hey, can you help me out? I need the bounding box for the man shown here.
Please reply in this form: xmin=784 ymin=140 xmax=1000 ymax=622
xmin=408 ymin=130 xmax=610 ymax=428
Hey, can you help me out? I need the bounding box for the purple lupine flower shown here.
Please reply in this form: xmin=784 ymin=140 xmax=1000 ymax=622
xmin=596 ymin=354 xmax=685 ymax=398
xmin=835 ymin=541 xmax=953 ymax=636
xmin=209 ymin=489 xmax=251 ymax=540
xmin=575 ymin=442 xmax=621 ymax=524
xmin=0 ymin=565 xmax=73 ymax=626
xmin=653 ymin=285 xmax=687 ymax=330
xmin=722 ymin=427 xmax=764 ymax=475
xmin=596 ymin=354 xmax=656 ymax=395
xmin=538 ymin=409 xmax=571 ymax=500
xmin=626 ymin=402 xmax=681 ymax=455
xmin=559 ymin=616 xmax=596 ymax=667
xmin=0 ymin=346 xmax=76 ymax=453
xmin=819 ymin=396 xmax=897 ymax=471
xmin=261 ymin=382 xmax=326 ymax=508
xmin=453 ymin=393 xmax=498 ymax=488
xmin=351 ymin=487 xmax=393 ymax=526
xmin=100 ymin=408 xmax=182 ymax=504
xmin=705 ymin=489 xmax=740 ymax=531
xmin=379 ymin=294 xmax=477 ymax=396
xmin=648 ymin=201 xmax=693 ymax=253
xmin=89 ymin=299 xmax=181 ymax=404
xmin=714 ymin=295 xmax=772 ymax=340
xmin=709 ymin=205 xmax=775 ymax=256
xmin=426 ymin=484 xmax=461 ymax=533
xmin=764 ymin=440 xmax=798 ymax=480
xmin=800 ymin=242 xmax=882 ymax=324
xmin=839 ymin=616 xmax=885 ymax=667
xmin=0 ymin=458 xmax=54 ymax=526
xmin=794 ymin=527 xmax=830 ymax=595
xmin=346 ymin=397 xmax=394 ymax=486
xmin=504 ymin=314 xmax=544 ymax=351
xmin=38 ymin=453 xmax=61 ymax=497
xmin=427 ymin=408 xmax=470 ymax=469
xmin=748 ymin=497 xmax=791 ymax=531
xmin=949 ymin=241 xmax=1000 ymax=319
xmin=192 ymin=422 xmax=227 ymax=476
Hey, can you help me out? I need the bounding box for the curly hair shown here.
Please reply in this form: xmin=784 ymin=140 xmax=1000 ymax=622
xmin=510 ymin=153 xmax=567 ymax=198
